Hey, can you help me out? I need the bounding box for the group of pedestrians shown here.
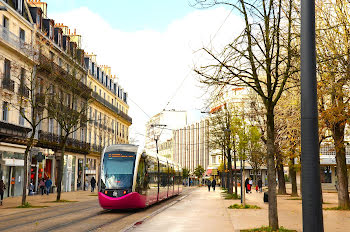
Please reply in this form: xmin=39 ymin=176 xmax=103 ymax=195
xmin=38 ymin=178 xmax=53 ymax=195
xmin=245 ymin=178 xmax=263 ymax=193
xmin=206 ymin=179 xmax=216 ymax=192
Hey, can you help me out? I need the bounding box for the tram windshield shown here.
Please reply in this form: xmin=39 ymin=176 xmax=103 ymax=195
xmin=101 ymin=152 xmax=136 ymax=189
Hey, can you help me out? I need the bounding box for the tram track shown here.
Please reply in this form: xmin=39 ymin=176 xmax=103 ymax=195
xmin=0 ymin=200 xmax=97 ymax=223
xmin=36 ymin=208 xmax=121 ymax=232
xmin=0 ymin=203 xmax=99 ymax=231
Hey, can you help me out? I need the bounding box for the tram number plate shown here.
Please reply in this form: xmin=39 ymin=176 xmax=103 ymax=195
xmin=113 ymin=191 xmax=118 ymax=197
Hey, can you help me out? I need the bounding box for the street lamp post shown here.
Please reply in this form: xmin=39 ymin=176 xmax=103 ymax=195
xmin=300 ymin=0 xmax=324 ymax=231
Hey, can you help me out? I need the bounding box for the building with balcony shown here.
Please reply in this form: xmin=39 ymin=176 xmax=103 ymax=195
xmin=0 ymin=0 xmax=132 ymax=198
xmin=84 ymin=53 xmax=132 ymax=158
xmin=0 ymin=0 xmax=36 ymax=198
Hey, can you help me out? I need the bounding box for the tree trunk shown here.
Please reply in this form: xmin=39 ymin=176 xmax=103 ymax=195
xmin=276 ymin=153 xmax=287 ymax=195
xmin=233 ymin=146 xmax=237 ymax=195
xmin=227 ymin=147 xmax=233 ymax=194
xmin=21 ymin=135 xmax=35 ymax=206
xmin=223 ymin=150 xmax=226 ymax=188
xmin=333 ymin=124 xmax=350 ymax=209
xmin=289 ymin=157 xmax=298 ymax=197
xmin=56 ymin=140 xmax=67 ymax=201
xmin=266 ymin=106 xmax=279 ymax=230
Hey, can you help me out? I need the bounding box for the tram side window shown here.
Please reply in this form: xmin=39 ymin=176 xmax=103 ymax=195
xmin=136 ymin=158 xmax=148 ymax=194
xmin=160 ymin=162 xmax=168 ymax=187
xmin=146 ymin=157 xmax=158 ymax=189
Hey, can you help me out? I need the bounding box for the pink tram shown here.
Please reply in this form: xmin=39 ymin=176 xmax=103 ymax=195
xmin=98 ymin=144 xmax=183 ymax=209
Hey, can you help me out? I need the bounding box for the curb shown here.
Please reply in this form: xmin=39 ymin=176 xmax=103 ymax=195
xmin=121 ymin=194 xmax=189 ymax=232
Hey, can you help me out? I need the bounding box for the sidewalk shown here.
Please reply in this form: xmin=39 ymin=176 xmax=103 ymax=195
xmin=0 ymin=190 xmax=98 ymax=216
xmin=131 ymin=186 xmax=350 ymax=232
xmin=221 ymin=186 xmax=350 ymax=231
xmin=131 ymin=187 xmax=234 ymax=232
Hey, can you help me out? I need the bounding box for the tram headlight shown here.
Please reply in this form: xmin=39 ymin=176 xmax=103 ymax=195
xmin=105 ymin=190 xmax=108 ymax=195
xmin=123 ymin=190 xmax=127 ymax=195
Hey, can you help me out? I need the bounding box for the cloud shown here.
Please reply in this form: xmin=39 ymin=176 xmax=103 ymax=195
xmin=50 ymin=6 xmax=244 ymax=146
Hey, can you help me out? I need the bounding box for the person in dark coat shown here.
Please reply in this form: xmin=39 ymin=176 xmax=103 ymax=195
xmin=0 ymin=179 xmax=6 ymax=206
xmin=90 ymin=177 xmax=96 ymax=192
xmin=211 ymin=179 xmax=216 ymax=191
xmin=245 ymin=178 xmax=249 ymax=193
xmin=45 ymin=178 xmax=52 ymax=195
xmin=258 ymin=179 xmax=263 ymax=193
xmin=207 ymin=179 xmax=211 ymax=192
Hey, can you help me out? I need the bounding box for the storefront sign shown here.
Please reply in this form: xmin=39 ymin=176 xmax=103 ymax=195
xmin=85 ymin=170 xmax=96 ymax=174
xmin=4 ymin=159 xmax=24 ymax=166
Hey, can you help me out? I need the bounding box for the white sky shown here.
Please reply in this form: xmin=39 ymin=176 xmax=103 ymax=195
xmin=50 ymin=7 xmax=244 ymax=146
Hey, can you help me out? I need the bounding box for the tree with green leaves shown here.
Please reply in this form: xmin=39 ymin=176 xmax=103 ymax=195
xmin=194 ymin=165 xmax=205 ymax=179
xmin=316 ymin=0 xmax=350 ymax=209
xmin=246 ymin=126 xmax=265 ymax=186
xmin=182 ymin=168 xmax=190 ymax=180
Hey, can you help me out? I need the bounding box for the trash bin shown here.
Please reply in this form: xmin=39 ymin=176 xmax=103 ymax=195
xmin=52 ymin=186 xmax=57 ymax=193
xmin=264 ymin=192 xmax=268 ymax=202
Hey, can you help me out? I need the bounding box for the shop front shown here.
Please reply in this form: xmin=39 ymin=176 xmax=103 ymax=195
xmin=0 ymin=149 xmax=25 ymax=198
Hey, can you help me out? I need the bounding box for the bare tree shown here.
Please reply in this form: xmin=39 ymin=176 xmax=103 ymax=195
xmin=46 ymin=65 xmax=91 ymax=201
xmin=1 ymin=37 xmax=51 ymax=206
xmin=194 ymin=0 xmax=298 ymax=229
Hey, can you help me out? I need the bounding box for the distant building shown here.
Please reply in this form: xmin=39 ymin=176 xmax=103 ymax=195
xmin=173 ymin=119 xmax=210 ymax=172
xmin=145 ymin=110 xmax=187 ymax=152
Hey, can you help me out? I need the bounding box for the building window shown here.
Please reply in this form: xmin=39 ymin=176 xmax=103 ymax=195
xmin=2 ymin=102 xmax=8 ymax=121
xmin=72 ymin=126 xmax=76 ymax=139
xmin=48 ymin=118 xmax=54 ymax=133
xmin=3 ymin=16 xmax=9 ymax=29
xmin=19 ymin=108 xmax=25 ymax=125
xmin=57 ymin=123 xmax=61 ymax=137
xmin=58 ymin=58 xmax=62 ymax=67
xmin=94 ymin=86 xmax=96 ymax=92
xmin=19 ymin=28 xmax=25 ymax=42
xmin=4 ymin=59 xmax=11 ymax=80
xmin=89 ymin=131 xmax=91 ymax=144
xmin=81 ymin=128 xmax=85 ymax=142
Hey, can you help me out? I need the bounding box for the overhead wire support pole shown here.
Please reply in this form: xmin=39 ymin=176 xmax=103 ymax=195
xmin=300 ymin=0 xmax=324 ymax=231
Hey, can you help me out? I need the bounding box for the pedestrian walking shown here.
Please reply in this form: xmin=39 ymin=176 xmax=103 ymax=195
xmin=211 ymin=179 xmax=216 ymax=191
xmin=0 ymin=179 xmax=6 ymax=206
xmin=39 ymin=178 xmax=45 ymax=195
xmin=245 ymin=178 xmax=249 ymax=193
xmin=249 ymin=178 xmax=253 ymax=193
xmin=258 ymin=179 xmax=263 ymax=193
xmin=90 ymin=177 xmax=96 ymax=192
xmin=45 ymin=178 xmax=52 ymax=195
xmin=207 ymin=179 xmax=211 ymax=191
xmin=29 ymin=181 xmax=34 ymax=195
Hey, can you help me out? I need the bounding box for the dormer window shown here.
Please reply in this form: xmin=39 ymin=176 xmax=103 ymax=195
xmin=17 ymin=0 xmax=23 ymax=14
xmin=36 ymin=13 xmax=41 ymax=27
xmin=49 ymin=24 xmax=53 ymax=39
xmin=66 ymin=40 xmax=69 ymax=52
xmin=58 ymin=33 xmax=61 ymax=47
